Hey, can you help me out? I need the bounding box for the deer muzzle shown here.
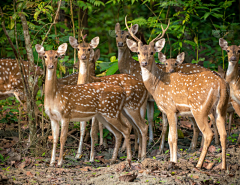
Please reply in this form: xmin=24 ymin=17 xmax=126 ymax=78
xmin=81 ymin=55 xmax=87 ymax=60
xmin=169 ymin=69 xmax=174 ymax=73
xmin=48 ymin=64 xmax=54 ymax=69
xmin=230 ymin=56 xmax=237 ymax=61
xmin=141 ymin=61 xmax=148 ymax=67
xmin=118 ymin=42 xmax=124 ymax=47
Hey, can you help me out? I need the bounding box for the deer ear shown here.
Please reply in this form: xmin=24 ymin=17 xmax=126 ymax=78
xmin=35 ymin=44 xmax=45 ymax=57
xmin=176 ymin=52 xmax=185 ymax=64
xmin=130 ymin=24 xmax=138 ymax=35
xmin=115 ymin=23 xmax=121 ymax=33
xmin=154 ymin=38 xmax=165 ymax=52
xmin=94 ymin=49 xmax=100 ymax=61
xmin=219 ymin=38 xmax=228 ymax=51
xmin=158 ymin=52 xmax=166 ymax=63
xmin=90 ymin=37 xmax=99 ymax=49
xmin=126 ymin=39 xmax=138 ymax=52
xmin=57 ymin=43 xmax=68 ymax=56
xmin=69 ymin=36 xmax=78 ymax=49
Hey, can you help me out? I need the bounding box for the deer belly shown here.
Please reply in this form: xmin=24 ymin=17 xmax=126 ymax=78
xmin=176 ymin=104 xmax=191 ymax=112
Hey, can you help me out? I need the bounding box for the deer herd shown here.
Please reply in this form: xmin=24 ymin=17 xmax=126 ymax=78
xmin=1 ymin=16 xmax=240 ymax=170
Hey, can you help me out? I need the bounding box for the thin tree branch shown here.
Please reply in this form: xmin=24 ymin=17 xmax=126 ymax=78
xmin=41 ymin=0 xmax=62 ymax=45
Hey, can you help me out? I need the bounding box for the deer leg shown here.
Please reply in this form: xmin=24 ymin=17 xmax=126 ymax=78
xmin=166 ymin=113 xmax=178 ymax=163
xmin=215 ymin=113 xmax=227 ymax=170
xmin=58 ymin=119 xmax=69 ymax=166
xmin=75 ymin=121 xmax=86 ymax=159
xmin=188 ymin=117 xmax=200 ymax=152
xmin=120 ymin=116 xmax=133 ymax=152
xmin=89 ymin=117 xmax=99 ymax=162
xmin=231 ymin=101 xmax=240 ymax=144
xmin=96 ymin=115 xmax=123 ymax=162
xmin=228 ymin=112 xmax=233 ymax=136
xmin=147 ymin=101 xmax=154 ymax=146
xmin=99 ymin=122 xmax=103 ymax=146
xmin=192 ymin=112 xmax=213 ymax=168
xmin=50 ymin=119 xmax=59 ymax=166
xmin=209 ymin=114 xmax=220 ymax=145
xmin=159 ymin=113 xmax=168 ymax=154
xmin=122 ymin=108 xmax=148 ymax=159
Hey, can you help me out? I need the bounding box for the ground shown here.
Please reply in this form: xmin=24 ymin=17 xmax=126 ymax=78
xmin=0 ymin=116 xmax=240 ymax=184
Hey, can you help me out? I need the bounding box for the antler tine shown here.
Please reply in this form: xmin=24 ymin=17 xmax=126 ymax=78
xmin=151 ymin=19 xmax=170 ymax=43
xmin=125 ymin=15 xmax=141 ymax=43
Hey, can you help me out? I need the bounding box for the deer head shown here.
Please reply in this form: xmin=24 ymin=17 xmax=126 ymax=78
xmin=158 ymin=52 xmax=185 ymax=73
xmin=69 ymin=36 xmax=99 ymax=62
xmin=115 ymin=22 xmax=138 ymax=48
xmin=125 ymin=16 xmax=169 ymax=71
xmin=219 ymin=38 xmax=240 ymax=66
xmin=35 ymin=44 xmax=67 ymax=79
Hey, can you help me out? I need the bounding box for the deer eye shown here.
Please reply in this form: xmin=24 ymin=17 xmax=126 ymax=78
xmin=227 ymin=50 xmax=230 ymax=52
xmin=175 ymin=63 xmax=177 ymax=66
xmin=88 ymin=48 xmax=91 ymax=51
xmin=55 ymin=56 xmax=58 ymax=58
xmin=137 ymin=52 xmax=140 ymax=55
xmin=44 ymin=56 xmax=47 ymax=58
xmin=238 ymin=50 xmax=240 ymax=53
xmin=116 ymin=35 xmax=118 ymax=37
xmin=126 ymin=35 xmax=129 ymax=38
xmin=150 ymin=52 xmax=153 ymax=55
xmin=166 ymin=63 xmax=168 ymax=65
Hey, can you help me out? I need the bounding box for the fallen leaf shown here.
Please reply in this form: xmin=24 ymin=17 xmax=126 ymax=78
xmin=206 ymin=162 xmax=215 ymax=170
xmin=208 ymin=145 xmax=216 ymax=153
xmin=26 ymin=171 xmax=33 ymax=177
xmin=18 ymin=161 xmax=26 ymax=169
xmin=119 ymin=173 xmax=137 ymax=182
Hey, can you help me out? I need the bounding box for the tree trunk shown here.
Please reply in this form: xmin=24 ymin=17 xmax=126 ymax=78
xmin=19 ymin=12 xmax=37 ymax=146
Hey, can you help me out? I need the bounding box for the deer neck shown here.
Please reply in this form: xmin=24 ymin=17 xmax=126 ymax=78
xmin=44 ymin=68 xmax=57 ymax=102
xmin=226 ymin=61 xmax=239 ymax=84
xmin=78 ymin=60 xmax=89 ymax=84
xmin=140 ymin=60 xmax=162 ymax=96
xmin=118 ymin=47 xmax=131 ymax=74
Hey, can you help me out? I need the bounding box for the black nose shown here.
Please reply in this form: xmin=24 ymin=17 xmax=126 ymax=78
xmin=169 ymin=69 xmax=174 ymax=73
xmin=230 ymin=56 xmax=237 ymax=61
xmin=81 ymin=55 xmax=87 ymax=60
xmin=48 ymin=64 xmax=54 ymax=69
xmin=118 ymin=42 xmax=123 ymax=47
xmin=141 ymin=61 xmax=148 ymax=67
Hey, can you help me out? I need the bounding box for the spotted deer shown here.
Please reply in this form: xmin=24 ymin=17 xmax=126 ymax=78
xmin=126 ymin=17 xmax=229 ymax=169
xmin=115 ymin=23 xmax=155 ymax=146
xmin=36 ymin=43 xmax=132 ymax=166
xmin=219 ymin=38 xmax=240 ymax=143
xmin=0 ymin=58 xmax=43 ymax=114
xmin=157 ymin=52 xmax=225 ymax=152
xmin=69 ymin=36 xmax=149 ymax=160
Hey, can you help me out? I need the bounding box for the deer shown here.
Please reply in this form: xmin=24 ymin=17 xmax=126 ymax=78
xmin=158 ymin=52 xmax=235 ymax=148
xmin=126 ymin=16 xmax=229 ymax=169
xmin=219 ymin=38 xmax=240 ymax=143
xmin=35 ymin=43 xmax=134 ymax=166
xmin=69 ymin=36 xmax=149 ymax=160
xmin=157 ymin=52 xmax=219 ymax=152
xmin=0 ymin=58 xmax=43 ymax=115
xmin=115 ymin=23 xmax=156 ymax=146
xmin=72 ymin=48 xmax=140 ymax=154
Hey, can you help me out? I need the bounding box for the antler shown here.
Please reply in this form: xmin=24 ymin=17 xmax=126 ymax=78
xmin=125 ymin=15 xmax=142 ymax=43
xmin=150 ymin=19 xmax=170 ymax=43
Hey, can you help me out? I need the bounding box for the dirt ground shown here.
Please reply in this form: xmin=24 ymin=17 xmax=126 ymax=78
xmin=0 ymin=117 xmax=240 ymax=185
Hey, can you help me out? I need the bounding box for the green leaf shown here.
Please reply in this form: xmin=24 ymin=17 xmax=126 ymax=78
xmin=202 ymin=12 xmax=211 ymax=20
xmin=34 ymin=10 xmax=41 ymax=21
xmin=106 ymin=62 xmax=118 ymax=76
xmin=12 ymin=13 xmax=19 ymax=20
xmin=110 ymin=56 xmax=116 ymax=62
